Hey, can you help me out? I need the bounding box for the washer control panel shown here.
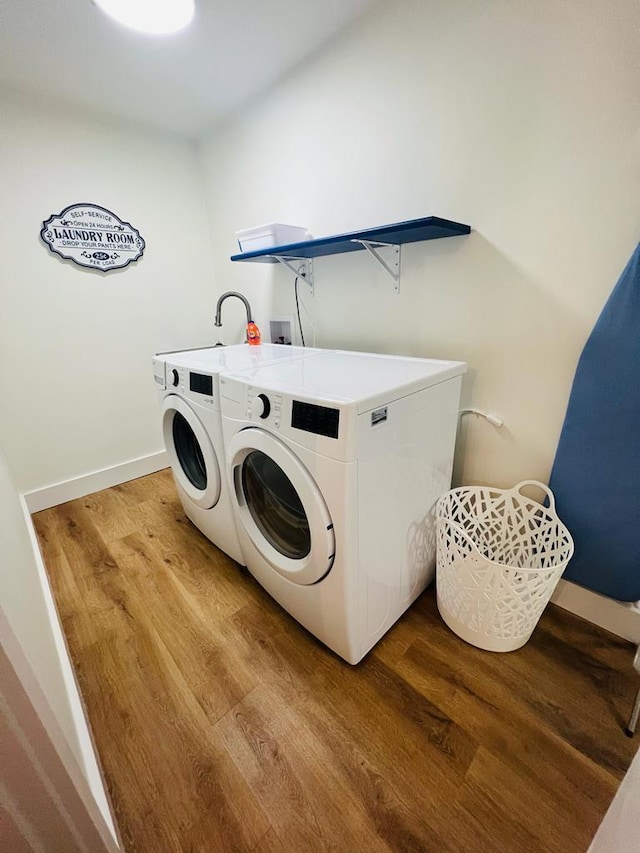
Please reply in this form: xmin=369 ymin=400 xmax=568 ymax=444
xmin=246 ymin=388 xmax=283 ymax=428
xmin=163 ymin=363 xmax=216 ymax=406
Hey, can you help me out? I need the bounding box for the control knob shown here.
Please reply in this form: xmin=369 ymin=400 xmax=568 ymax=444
xmin=171 ymin=369 xmax=180 ymax=387
xmin=251 ymin=393 xmax=271 ymax=419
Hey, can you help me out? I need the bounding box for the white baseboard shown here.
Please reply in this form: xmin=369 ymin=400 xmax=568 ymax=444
xmin=588 ymin=747 xmax=640 ymax=852
xmin=23 ymin=451 xmax=169 ymax=514
xmin=18 ymin=450 xmax=171 ymax=844
xmin=551 ymin=580 xmax=640 ymax=645
xmin=20 ymin=496 xmax=120 ymax=845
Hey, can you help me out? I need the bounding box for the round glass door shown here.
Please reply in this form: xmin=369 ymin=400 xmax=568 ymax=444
xmin=241 ymin=451 xmax=311 ymax=560
xmin=173 ymin=411 xmax=207 ymax=491
xmin=161 ymin=395 xmax=221 ymax=509
xmin=228 ymin=428 xmax=335 ymax=585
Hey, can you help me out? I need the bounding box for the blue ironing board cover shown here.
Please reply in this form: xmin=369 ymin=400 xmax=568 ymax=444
xmin=549 ymin=243 xmax=640 ymax=601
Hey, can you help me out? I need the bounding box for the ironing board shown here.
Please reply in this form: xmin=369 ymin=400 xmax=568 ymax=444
xmin=628 ymin=647 xmax=640 ymax=737
xmin=549 ymin=243 xmax=640 ymax=602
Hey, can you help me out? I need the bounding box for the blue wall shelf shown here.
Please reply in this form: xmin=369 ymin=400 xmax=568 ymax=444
xmin=230 ymin=216 xmax=470 ymax=293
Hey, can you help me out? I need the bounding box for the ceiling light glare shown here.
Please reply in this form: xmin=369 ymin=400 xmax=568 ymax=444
xmin=93 ymin=0 xmax=195 ymax=35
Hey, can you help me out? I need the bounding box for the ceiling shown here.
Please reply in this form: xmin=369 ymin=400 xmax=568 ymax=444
xmin=0 ymin=0 xmax=378 ymax=137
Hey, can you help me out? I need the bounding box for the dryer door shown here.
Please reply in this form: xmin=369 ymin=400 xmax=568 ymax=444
xmin=227 ymin=428 xmax=335 ymax=585
xmin=161 ymin=395 xmax=221 ymax=509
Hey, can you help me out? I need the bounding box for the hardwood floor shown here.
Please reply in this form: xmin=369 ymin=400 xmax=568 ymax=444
xmin=34 ymin=469 xmax=638 ymax=852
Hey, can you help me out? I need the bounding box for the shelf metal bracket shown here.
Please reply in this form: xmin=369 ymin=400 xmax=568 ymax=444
xmin=270 ymin=256 xmax=314 ymax=295
xmin=351 ymin=240 xmax=401 ymax=292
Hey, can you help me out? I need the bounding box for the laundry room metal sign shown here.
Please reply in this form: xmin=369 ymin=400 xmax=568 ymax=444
xmin=40 ymin=203 xmax=145 ymax=272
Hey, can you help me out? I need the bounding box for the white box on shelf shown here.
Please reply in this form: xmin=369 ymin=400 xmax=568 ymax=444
xmin=236 ymin=223 xmax=309 ymax=253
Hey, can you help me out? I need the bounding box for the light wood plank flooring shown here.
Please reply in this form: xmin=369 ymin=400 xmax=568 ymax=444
xmin=34 ymin=469 xmax=638 ymax=852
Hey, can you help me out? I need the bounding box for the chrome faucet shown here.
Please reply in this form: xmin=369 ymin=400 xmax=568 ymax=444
xmin=214 ymin=291 xmax=253 ymax=328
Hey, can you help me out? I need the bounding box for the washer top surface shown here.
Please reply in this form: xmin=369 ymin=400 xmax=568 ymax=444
xmin=223 ymin=350 xmax=466 ymax=413
xmin=157 ymin=343 xmax=330 ymax=374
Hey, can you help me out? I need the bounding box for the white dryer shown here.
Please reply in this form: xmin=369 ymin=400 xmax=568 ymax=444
xmin=220 ymin=351 xmax=466 ymax=663
xmin=153 ymin=344 xmax=329 ymax=564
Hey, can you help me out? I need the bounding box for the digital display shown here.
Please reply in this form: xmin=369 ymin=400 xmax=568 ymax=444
xmin=189 ymin=372 xmax=213 ymax=396
xmin=291 ymin=400 xmax=339 ymax=439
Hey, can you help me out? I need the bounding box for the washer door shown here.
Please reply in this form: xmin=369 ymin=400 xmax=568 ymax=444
xmin=161 ymin=395 xmax=221 ymax=510
xmin=227 ymin=428 xmax=335 ymax=585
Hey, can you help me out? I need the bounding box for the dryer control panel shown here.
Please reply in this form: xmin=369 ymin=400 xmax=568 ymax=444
xmin=292 ymin=400 xmax=340 ymax=439
xmin=246 ymin=388 xmax=283 ymax=428
xmin=243 ymin=387 xmax=340 ymax=438
xmin=221 ymin=376 xmax=355 ymax=462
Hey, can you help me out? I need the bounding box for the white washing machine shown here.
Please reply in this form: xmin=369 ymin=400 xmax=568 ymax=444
xmin=153 ymin=344 xmax=329 ymax=564
xmin=220 ymin=351 xmax=466 ymax=663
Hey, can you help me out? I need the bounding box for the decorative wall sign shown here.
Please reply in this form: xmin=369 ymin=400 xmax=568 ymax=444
xmin=40 ymin=203 xmax=145 ymax=273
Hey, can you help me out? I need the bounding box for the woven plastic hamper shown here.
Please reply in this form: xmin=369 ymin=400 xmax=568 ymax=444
xmin=435 ymin=481 xmax=574 ymax=652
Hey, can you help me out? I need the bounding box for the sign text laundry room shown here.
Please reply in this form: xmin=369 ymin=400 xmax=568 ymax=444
xmin=40 ymin=203 xmax=145 ymax=272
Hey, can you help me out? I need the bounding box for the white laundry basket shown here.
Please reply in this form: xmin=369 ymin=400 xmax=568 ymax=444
xmin=436 ymin=481 xmax=574 ymax=652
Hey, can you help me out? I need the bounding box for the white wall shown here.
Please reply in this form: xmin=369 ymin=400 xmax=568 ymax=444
xmin=0 ymin=89 xmax=221 ymax=842
xmin=0 ymin=444 xmax=76 ymax=760
xmin=0 ymin=442 xmax=117 ymax=841
xmin=0 ymin=90 xmax=217 ymax=493
xmin=199 ymin=0 xmax=640 ymax=489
